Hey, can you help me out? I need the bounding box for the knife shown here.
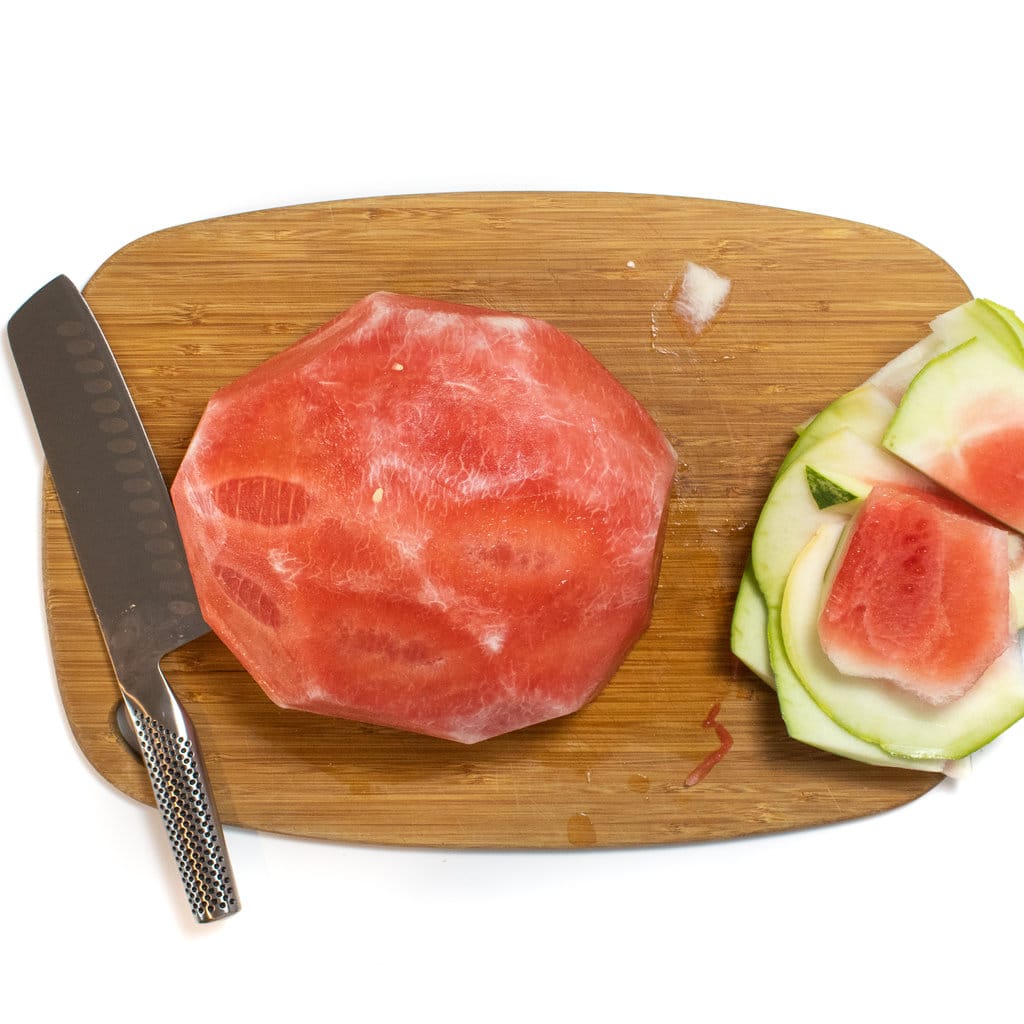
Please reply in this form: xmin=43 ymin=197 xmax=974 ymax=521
xmin=8 ymin=275 xmax=240 ymax=923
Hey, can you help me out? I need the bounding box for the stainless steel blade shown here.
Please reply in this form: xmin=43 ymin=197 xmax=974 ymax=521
xmin=8 ymin=275 xmax=240 ymax=922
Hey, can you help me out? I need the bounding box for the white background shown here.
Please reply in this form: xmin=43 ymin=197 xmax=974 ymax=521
xmin=2 ymin=2 xmax=1022 ymax=1020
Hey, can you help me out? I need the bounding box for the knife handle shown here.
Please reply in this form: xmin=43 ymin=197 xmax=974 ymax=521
xmin=121 ymin=681 xmax=240 ymax=923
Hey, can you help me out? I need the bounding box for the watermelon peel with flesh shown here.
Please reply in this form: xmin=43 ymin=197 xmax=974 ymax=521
xmin=733 ymin=296 xmax=1024 ymax=770
xmin=884 ymin=336 xmax=1024 ymax=534
xmin=782 ymin=517 xmax=1024 ymax=762
xmin=817 ymin=485 xmax=1014 ymax=706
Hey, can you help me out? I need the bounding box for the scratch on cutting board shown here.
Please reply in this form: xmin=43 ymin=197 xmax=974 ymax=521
xmin=649 ymin=284 xmax=680 ymax=356
xmin=648 ymin=261 xmax=740 ymax=448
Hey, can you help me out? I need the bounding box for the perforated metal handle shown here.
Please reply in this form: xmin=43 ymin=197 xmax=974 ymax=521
xmin=122 ymin=691 xmax=240 ymax=923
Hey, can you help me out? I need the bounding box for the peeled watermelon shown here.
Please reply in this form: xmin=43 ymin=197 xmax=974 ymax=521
xmin=171 ymin=292 xmax=677 ymax=743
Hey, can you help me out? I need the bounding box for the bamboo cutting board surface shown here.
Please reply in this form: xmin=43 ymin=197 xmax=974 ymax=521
xmin=43 ymin=192 xmax=971 ymax=848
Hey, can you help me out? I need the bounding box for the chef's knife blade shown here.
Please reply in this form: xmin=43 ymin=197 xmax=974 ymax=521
xmin=8 ymin=275 xmax=239 ymax=923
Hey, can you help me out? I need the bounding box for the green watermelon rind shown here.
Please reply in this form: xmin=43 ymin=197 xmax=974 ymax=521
xmin=730 ymin=560 xmax=773 ymax=686
xmin=730 ymin=384 xmax=896 ymax=686
xmin=868 ymin=297 xmax=1024 ymax=403
xmin=782 ymin=521 xmax=1024 ymax=761
xmin=804 ymin=465 xmax=864 ymax=510
xmin=768 ymin=603 xmax=949 ymax=771
xmin=983 ymin=299 xmax=1024 ymax=350
xmin=933 ymin=298 xmax=1024 ymax=361
xmin=778 ymin=384 xmax=896 ymax=475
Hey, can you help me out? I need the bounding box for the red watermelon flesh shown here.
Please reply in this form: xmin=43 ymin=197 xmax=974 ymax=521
xmin=171 ymin=292 xmax=677 ymax=743
xmin=817 ymin=485 xmax=1012 ymax=705
xmin=930 ymin=423 xmax=1024 ymax=534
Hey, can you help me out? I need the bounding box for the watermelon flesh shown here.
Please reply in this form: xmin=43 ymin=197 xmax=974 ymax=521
xmin=171 ymin=292 xmax=677 ymax=743
xmin=929 ymin=424 xmax=1024 ymax=534
xmin=817 ymin=485 xmax=1012 ymax=705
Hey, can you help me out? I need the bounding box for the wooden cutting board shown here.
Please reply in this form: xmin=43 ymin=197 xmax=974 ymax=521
xmin=43 ymin=192 xmax=971 ymax=848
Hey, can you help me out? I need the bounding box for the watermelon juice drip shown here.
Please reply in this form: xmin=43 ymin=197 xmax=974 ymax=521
xmin=684 ymin=703 xmax=733 ymax=787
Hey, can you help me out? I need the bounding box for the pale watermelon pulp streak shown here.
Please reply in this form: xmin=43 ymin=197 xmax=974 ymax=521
xmin=172 ymin=292 xmax=677 ymax=743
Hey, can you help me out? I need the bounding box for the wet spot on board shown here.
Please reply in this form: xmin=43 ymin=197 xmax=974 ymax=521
xmin=628 ymin=773 xmax=650 ymax=794
xmin=567 ymin=811 xmax=597 ymax=847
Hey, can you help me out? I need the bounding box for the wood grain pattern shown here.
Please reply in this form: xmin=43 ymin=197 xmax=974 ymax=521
xmin=42 ymin=193 xmax=971 ymax=848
